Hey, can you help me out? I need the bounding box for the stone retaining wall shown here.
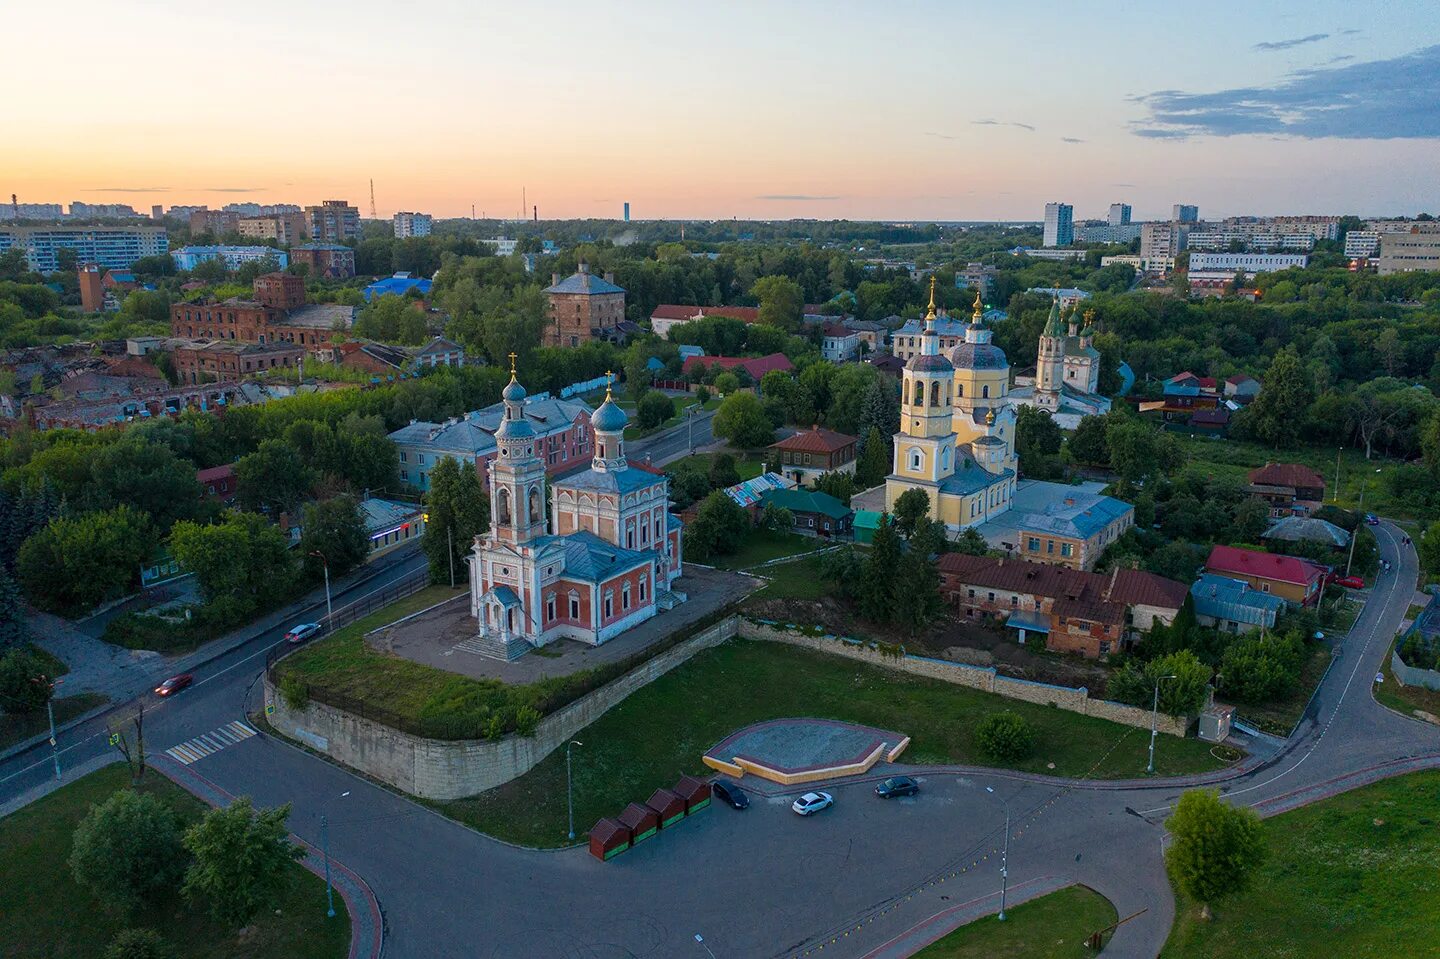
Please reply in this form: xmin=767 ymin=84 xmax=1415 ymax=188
xmin=738 ymin=621 xmax=1191 ymax=737
xmin=265 ymin=615 xmax=739 ymax=801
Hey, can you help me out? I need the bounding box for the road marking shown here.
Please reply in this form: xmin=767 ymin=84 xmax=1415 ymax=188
xmin=164 ymin=720 xmax=256 ymax=766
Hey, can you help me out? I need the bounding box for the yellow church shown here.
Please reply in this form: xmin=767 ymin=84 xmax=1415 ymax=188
xmin=884 ymin=282 xmax=1017 ymax=533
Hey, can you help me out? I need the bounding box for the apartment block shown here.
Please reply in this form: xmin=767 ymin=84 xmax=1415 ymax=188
xmin=1379 ymin=232 xmax=1440 ymax=275
xmin=0 ymin=225 xmax=168 ymax=273
xmin=238 ymin=213 xmax=307 ymax=245
xmin=393 ymin=211 xmax=433 ymax=237
xmin=304 ymin=200 xmax=360 ymax=242
xmin=1043 ymin=202 xmax=1073 ymax=247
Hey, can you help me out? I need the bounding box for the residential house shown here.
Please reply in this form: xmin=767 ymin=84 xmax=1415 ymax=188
xmin=1204 ymin=544 xmax=1326 ymax=607
xmin=1016 ymin=494 xmax=1134 ymax=571
xmin=1224 ymin=374 xmax=1261 ymax=404
xmin=842 ymin=318 xmax=888 ymax=353
xmin=759 ymin=488 xmax=853 ymax=537
xmin=768 ymin=426 xmax=858 ymax=488
xmin=413 ymin=336 xmax=465 ymax=369
xmin=1246 ymin=462 xmax=1326 ymax=516
xmin=648 ymin=304 xmax=758 ymax=339
xmin=937 ymin=553 xmax=1188 ymax=658
xmin=1190 ymin=573 xmax=1286 ymax=635
xmin=681 ymin=352 xmax=794 ymax=383
xmin=196 ymin=464 xmax=237 ymax=502
xmin=820 ymin=323 xmax=860 ymax=362
xmin=289 ymin=243 xmax=355 ymax=279
xmin=360 ymin=497 xmax=426 ymax=560
xmin=1188 ymin=407 xmax=1231 ymax=435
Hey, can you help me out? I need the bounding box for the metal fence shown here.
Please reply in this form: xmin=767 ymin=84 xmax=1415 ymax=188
xmin=265 ymin=566 xmax=433 ymax=674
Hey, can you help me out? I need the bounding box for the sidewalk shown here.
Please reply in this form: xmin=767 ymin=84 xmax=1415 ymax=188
xmin=3 ymin=547 xmax=425 ymax=765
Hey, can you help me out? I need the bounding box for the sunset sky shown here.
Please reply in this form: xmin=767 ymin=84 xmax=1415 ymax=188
xmin=6 ymin=0 xmax=1439 ymax=221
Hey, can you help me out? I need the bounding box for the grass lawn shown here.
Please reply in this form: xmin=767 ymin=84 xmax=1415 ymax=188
xmin=1236 ymin=643 xmax=1332 ymax=736
xmin=1172 ymin=434 xmax=1413 ymax=519
xmin=1160 ymin=770 xmax=1440 ymax=959
xmin=747 ymin=553 xmax=833 ymax=601
xmin=1374 ymin=639 xmax=1440 ymax=723
xmin=0 ymin=692 xmax=108 ymax=751
xmin=913 ymin=885 xmax=1116 ymax=958
xmin=665 ymin=450 xmax=766 ymax=481
xmin=623 ymin=394 xmax=721 ymax=440
xmin=24 ymin=643 xmax=69 ymax=678
xmin=711 ymin=529 xmax=827 ymax=570
xmin=0 ymin=764 xmax=349 ymax=959
xmin=432 ymin=639 xmax=1227 ymax=847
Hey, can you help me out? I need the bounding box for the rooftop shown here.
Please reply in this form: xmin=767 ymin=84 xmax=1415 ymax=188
xmin=1019 ymin=494 xmax=1133 ymax=540
xmin=1262 ymin=516 xmax=1350 ymax=548
xmin=1205 ymin=544 xmax=1327 ymax=586
xmin=1190 ymin=573 xmax=1285 ymax=626
xmin=359 ymin=497 xmax=421 ymax=535
xmin=545 ymin=266 xmax=625 ymax=296
xmin=1248 ymin=462 xmax=1325 ymax=491
xmin=770 ymin=425 xmax=856 ymax=455
xmin=759 ymin=487 xmax=851 ymax=520
xmin=650 ymin=304 xmax=758 ymax=323
xmin=938 ymin=553 xmax=1188 ymax=611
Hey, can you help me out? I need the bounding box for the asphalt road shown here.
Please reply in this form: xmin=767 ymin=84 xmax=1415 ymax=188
xmin=631 ymin=408 xmax=715 ymax=466
xmin=2 ymin=521 xmax=1434 ymax=959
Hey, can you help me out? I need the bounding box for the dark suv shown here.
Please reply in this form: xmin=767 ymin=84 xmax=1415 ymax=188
xmin=875 ymin=776 xmax=919 ymax=798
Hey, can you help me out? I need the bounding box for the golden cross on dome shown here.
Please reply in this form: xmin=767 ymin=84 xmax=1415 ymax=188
xmin=972 ymin=290 xmax=984 ymax=320
xmin=605 ymin=370 xmax=614 ymax=399
xmin=925 ymin=275 xmax=937 ymax=322
xmin=508 ymin=352 xmax=517 ymax=376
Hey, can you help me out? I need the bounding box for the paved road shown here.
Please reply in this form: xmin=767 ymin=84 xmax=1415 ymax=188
xmin=2 ymin=521 xmax=1433 ymax=959
xmin=631 ymin=408 xmax=715 ymax=466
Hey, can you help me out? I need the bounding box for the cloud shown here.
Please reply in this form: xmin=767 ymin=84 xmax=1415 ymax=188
xmin=1340 ymin=28 xmax=1362 ymax=36
xmin=972 ymin=118 xmax=1036 ymax=132
xmin=1132 ymin=44 xmax=1440 ymax=139
xmin=1253 ymin=33 xmax=1328 ymax=51
xmin=924 ymin=131 xmax=957 ymax=140
xmin=83 ymin=186 xmax=170 ymax=192
xmin=1060 ymin=137 xmax=1085 ymax=143
xmin=202 ymin=187 xmax=265 ymax=193
xmin=1112 ymin=183 xmax=1138 ymax=188
xmin=1325 ymin=55 xmax=1355 ymax=64
xmin=756 ymin=194 xmax=839 ymax=201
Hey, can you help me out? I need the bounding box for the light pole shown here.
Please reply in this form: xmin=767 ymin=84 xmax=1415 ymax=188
xmin=566 ymin=740 xmax=583 ymax=841
xmin=984 ymin=786 xmax=1011 ymax=921
xmin=309 ymin=551 xmax=333 ymax=628
xmin=1344 ymin=469 xmax=1382 ymax=579
xmin=321 ymin=814 xmax=336 ymax=918
xmin=1333 ymin=446 xmax=1344 ymax=503
xmin=1147 ymin=674 xmax=1178 ymax=774
xmin=694 ymin=934 xmax=717 ymax=958
xmin=31 ymin=674 xmax=61 ymax=780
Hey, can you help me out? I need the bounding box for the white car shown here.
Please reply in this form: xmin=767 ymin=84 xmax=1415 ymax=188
xmin=285 ymin=622 xmax=323 ymax=644
xmin=792 ymin=791 xmax=834 ymax=816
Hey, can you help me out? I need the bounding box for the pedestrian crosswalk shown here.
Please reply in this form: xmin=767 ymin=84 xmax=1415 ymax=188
xmin=165 ymin=720 xmax=257 ymax=765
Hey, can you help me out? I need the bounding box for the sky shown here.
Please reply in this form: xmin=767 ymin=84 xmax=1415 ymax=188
xmin=4 ymin=0 xmax=1439 ymax=222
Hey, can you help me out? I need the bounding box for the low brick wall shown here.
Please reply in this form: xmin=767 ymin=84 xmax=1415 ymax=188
xmin=265 ymin=615 xmax=740 ymax=801
xmin=738 ymin=621 xmax=1191 ymax=737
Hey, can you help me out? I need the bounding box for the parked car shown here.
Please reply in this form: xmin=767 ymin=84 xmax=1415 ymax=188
xmin=1335 ymin=575 xmax=1365 ymax=590
xmin=285 ymin=622 xmax=323 ymax=644
xmin=874 ymin=776 xmax=919 ymax=798
xmin=792 ymin=791 xmax=834 ymax=816
xmin=712 ymin=780 xmax=749 ymax=810
xmin=154 ymin=674 xmax=194 ymax=697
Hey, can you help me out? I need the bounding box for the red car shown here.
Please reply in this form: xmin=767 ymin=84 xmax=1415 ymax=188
xmin=154 ymin=674 xmax=194 ymax=697
xmin=1335 ymin=575 xmax=1365 ymax=590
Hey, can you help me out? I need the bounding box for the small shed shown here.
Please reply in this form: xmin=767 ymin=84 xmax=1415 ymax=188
xmin=674 ymin=775 xmax=711 ymax=814
xmin=646 ymin=788 xmax=687 ymax=829
xmin=588 ymin=818 xmax=630 ymax=861
xmin=853 ymin=510 xmax=883 ymax=544
xmin=1199 ymin=704 xmax=1235 ymax=744
xmin=618 ymin=802 xmax=660 ymax=844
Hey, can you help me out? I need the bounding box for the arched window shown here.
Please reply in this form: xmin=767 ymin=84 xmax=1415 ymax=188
xmin=930 ymin=380 xmax=941 ymax=406
xmin=982 ymin=384 xmax=990 ymax=399
xmin=497 ymin=488 xmax=512 ymax=524
xmin=529 ymin=487 xmax=542 ymax=524
xmin=909 ymin=448 xmax=924 ymax=471
xmin=912 ymin=380 xmax=924 ymax=405
xmin=942 ymin=447 xmax=952 ymax=470
xmin=957 ymin=383 xmax=964 ymax=398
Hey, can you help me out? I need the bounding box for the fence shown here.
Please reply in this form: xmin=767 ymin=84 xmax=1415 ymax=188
xmin=1391 ymin=648 xmax=1440 ymax=692
xmin=265 ymin=566 xmax=433 ymax=674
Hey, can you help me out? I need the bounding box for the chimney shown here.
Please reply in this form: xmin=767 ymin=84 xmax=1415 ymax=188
xmin=551 ymin=273 xmax=560 ymax=286
xmin=579 ymin=260 xmax=590 ymax=274
xmin=1064 ymin=497 xmax=1075 ymax=507
xmin=604 ymin=271 xmax=615 ymax=284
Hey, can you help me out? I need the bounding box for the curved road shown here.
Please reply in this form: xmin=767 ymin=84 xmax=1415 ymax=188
xmin=2 ymin=522 xmax=1433 ymax=958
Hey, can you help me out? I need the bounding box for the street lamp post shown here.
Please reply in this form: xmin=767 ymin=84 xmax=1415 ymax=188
xmin=1147 ymin=674 xmax=1178 ymax=774
xmin=32 ymin=674 xmax=61 ymax=780
xmin=1333 ymin=446 xmax=1343 ymax=502
xmin=566 ymin=740 xmax=583 ymax=841
xmin=694 ymin=934 xmax=718 ymax=958
xmin=984 ymin=786 xmax=1011 ymax=921
xmin=321 ymin=814 xmax=336 ymax=918
xmin=1345 ymin=469 xmax=1382 ymax=579
xmin=309 ymin=551 xmax=333 ymax=628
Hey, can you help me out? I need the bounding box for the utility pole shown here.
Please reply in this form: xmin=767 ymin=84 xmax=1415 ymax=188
xmin=1345 ymin=470 xmax=1380 ymax=578
xmin=1147 ymin=674 xmax=1178 ymax=774
xmin=32 ymin=674 xmax=61 ymax=780
xmin=566 ymin=740 xmax=583 ymax=841
xmin=984 ymin=786 xmax=1010 ymax=920
xmin=310 ymin=551 xmax=333 ymax=627
xmin=322 ymin=814 xmax=336 ymax=918
xmin=1333 ymin=447 xmax=1343 ymax=503
xmin=448 ymin=527 xmax=455 ymax=588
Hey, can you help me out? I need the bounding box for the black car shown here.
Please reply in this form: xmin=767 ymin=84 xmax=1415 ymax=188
xmin=712 ymin=780 xmax=749 ymax=810
xmin=875 ymin=776 xmax=919 ymax=798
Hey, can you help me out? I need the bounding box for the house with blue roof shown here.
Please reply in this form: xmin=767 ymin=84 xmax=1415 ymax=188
xmin=363 ymin=272 xmax=434 ymax=302
xmin=1016 ymin=493 xmax=1134 ymax=571
xmin=1190 ymin=573 xmax=1285 ymax=634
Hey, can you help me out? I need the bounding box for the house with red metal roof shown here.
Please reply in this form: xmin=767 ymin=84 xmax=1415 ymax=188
xmin=681 ymin=352 xmax=794 ymax=382
xmin=1204 ymin=544 xmax=1326 ymax=607
xmin=768 ymin=426 xmax=857 ymax=487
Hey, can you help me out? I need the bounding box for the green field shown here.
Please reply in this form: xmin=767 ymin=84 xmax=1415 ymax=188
xmin=1161 ymin=770 xmax=1440 ymax=958
xmin=711 ymin=528 xmax=828 ymax=570
xmin=747 ymin=552 xmax=834 ymax=601
xmin=913 ymin=885 xmax=1116 ymax=958
xmin=0 ymin=764 xmax=349 ymax=959
xmin=665 ymin=450 xmax=766 ymax=481
xmin=433 ymin=639 xmax=1227 ymax=847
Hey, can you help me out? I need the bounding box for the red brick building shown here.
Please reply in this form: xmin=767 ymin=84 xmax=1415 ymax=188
xmin=170 ymin=275 xmax=352 ymax=352
xmin=289 ymin=243 xmax=356 ymax=279
xmin=169 ymin=339 xmax=304 ymax=383
xmin=254 ymin=271 xmax=306 ymax=310
xmin=337 ymin=341 xmax=411 ymax=375
xmin=544 ymin=262 xmax=630 ymax=347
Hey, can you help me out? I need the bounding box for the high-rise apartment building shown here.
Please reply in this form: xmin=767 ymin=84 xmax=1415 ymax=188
xmin=1043 ymin=202 xmax=1074 ymax=247
xmin=238 ymin=213 xmax=307 ymax=246
xmin=304 ymin=200 xmax=360 ymax=242
xmin=393 ymin=212 xmax=433 ymax=238
xmin=1172 ymin=204 xmax=1199 ymax=224
xmin=1378 ymin=232 xmax=1440 ymax=275
xmin=68 ymin=202 xmax=141 ymax=219
xmin=0 ymin=225 xmax=168 ymax=273
xmin=0 ymin=202 xmax=64 ymax=221
xmin=189 ymin=209 xmax=241 ymax=236
xmin=1108 ymin=203 xmax=1132 ymax=226
xmin=1140 ymin=221 xmax=1191 ymax=259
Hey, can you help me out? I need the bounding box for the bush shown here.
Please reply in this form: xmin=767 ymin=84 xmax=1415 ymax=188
xmin=69 ymin=789 xmax=187 ymax=912
xmin=280 ymin=675 xmax=310 ymax=710
xmin=0 ymin=648 xmax=51 ymax=713
xmin=104 ymin=929 xmax=171 ymax=959
xmin=975 ymin=711 xmax=1036 ymax=761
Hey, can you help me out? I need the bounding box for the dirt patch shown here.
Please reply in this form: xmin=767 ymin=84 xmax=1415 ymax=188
xmin=746 ymin=597 xmax=1112 ymax=693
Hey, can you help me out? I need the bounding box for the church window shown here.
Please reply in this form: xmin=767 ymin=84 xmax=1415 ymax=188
xmin=982 ymin=385 xmax=990 ymax=399
xmin=507 ymin=607 xmax=517 ymax=632
xmin=546 ymin=595 xmax=556 ymax=622
xmin=957 ymin=383 xmax=964 ymax=398
xmin=622 ymin=582 xmax=631 ymax=610
xmin=568 ymin=592 xmax=579 ymax=619
xmin=930 ymin=381 xmax=940 ymax=406
xmin=908 ymin=448 xmax=924 ymax=471
xmin=497 ymin=488 xmax=512 ymax=524
xmin=640 ymin=576 xmax=647 ymax=601
xmin=912 ymin=380 xmax=924 ymax=405
xmin=942 ymin=447 xmax=952 ymax=470
xmin=654 ymin=517 xmax=662 ymax=540
xmin=626 ymin=524 xmax=635 ymax=549
xmin=640 ymin=522 xmax=648 ymax=545
xmin=598 ymin=441 xmax=606 ymax=458
xmin=1061 ymin=543 xmax=1073 ymax=558
xmin=529 ymin=487 xmax=542 ymax=524
xmin=604 ymin=592 xmax=613 ymax=618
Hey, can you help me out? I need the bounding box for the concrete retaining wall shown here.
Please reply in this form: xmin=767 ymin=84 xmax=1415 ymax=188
xmin=1392 ymin=649 xmax=1440 ymax=691
xmin=737 ymin=621 xmax=1190 ymax=737
xmin=265 ymin=615 xmax=739 ymax=801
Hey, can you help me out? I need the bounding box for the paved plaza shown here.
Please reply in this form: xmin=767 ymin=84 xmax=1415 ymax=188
xmin=705 ymin=718 xmax=910 ymax=784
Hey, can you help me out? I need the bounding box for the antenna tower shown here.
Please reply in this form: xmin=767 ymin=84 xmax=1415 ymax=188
xmin=369 ymin=179 xmax=377 ymax=219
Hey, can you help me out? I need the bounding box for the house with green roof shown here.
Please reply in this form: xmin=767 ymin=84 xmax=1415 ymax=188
xmin=760 ymin=488 xmax=853 ymax=537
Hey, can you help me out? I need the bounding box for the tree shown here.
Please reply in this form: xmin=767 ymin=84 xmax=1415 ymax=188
xmin=87 ymin=435 xmax=201 ymax=531
xmin=169 ymin=512 xmax=293 ymax=619
xmin=976 ymin=711 xmax=1037 ymax=761
xmin=891 ymin=548 xmax=942 ymax=635
xmin=953 ymin=527 xmax=989 ymax=556
xmin=104 ymin=929 xmax=171 ymax=959
xmin=812 ymin=470 xmax=855 ymax=506
xmin=1229 ymin=497 xmax=1271 ymax=542
xmin=750 ymin=275 xmax=804 ymax=332
xmin=685 ymin=491 xmax=751 ymax=561
xmin=759 ymin=502 xmax=794 ymax=531
xmin=1419 ymin=521 xmax=1440 ymax=575
xmin=69 ymin=789 xmax=186 ymax=913
xmin=17 ymin=507 xmax=154 ymax=615
xmin=183 ymin=796 xmax=303 ymax=926
xmin=707 ymin=452 xmax=741 ymax=489
xmin=1068 ymin=414 xmax=1110 ymax=465
xmin=892 ymin=488 xmax=931 ymax=539
xmin=1109 ymin=649 xmax=1212 ymax=716
xmin=855 ymin=427 xmax=890 ymax=488
xmin=354 ymin=294 xmax=428 ymax=345
xmin=235 ymin=439 xmax=315 ymax=515
xmin=694 ymin=385 xmax=711 ymax=405
xmin=713 ymin=391 xmax=775 ymax=449
xmin=1241 ymin=346 xmax=1313 ymax=447
xmin=1165 ymin=789 xmax=1266 ymax=919
xmin=299 ymin=496 xmax=369 ymax=580
xmin=0 ymin=570 xmax=26 ymax=651
xmin=636 ymin=391 xmax=674 ymax=430
xmin=422 ymin=457 xmax=490 ymax=586
xmin=0 ymin=647 xmax=51 ymax=713
xmin=713 ymin=371 xmax=740 ymax=396
xmin=859 ymin=513 xmax=901 ymax=622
